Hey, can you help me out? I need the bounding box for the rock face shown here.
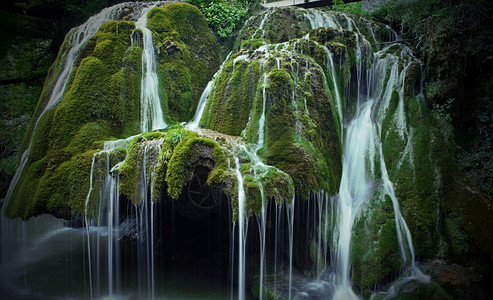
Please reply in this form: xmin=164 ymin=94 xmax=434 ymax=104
xmin=3 ymin=3 xmax=493 ymax=299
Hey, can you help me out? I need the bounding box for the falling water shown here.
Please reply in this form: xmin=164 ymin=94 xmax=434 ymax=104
xmin=44 ymin=3 xmax=131 ymax=118
xmin=189 ymin=52 xmax=232 ymax=129
xmin=84 ymin=139 xmax=128 ymax=299
xmin=136 ymin=7 xmax=167 ymax=132
xmin=234 ymin=156 xmax=248 ymax=300
xmin=1 ymin=5 xmax=437 ymax=300
xmin=333 ymin=101 xmax=375 ymax=300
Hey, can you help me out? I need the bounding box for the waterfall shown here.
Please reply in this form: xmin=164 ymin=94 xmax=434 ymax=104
xmin=189 ymin=51 xmax=232 ymax=129
xmin=0 ymin=4 xmax=446 ymax=300
xmin=333 ymin=101 xmax=375 ymax=300
xmin=84 ymin=139 xmax=128 ymax=299
xmin=234 ymin=156 xmax=248 ymax=300
xmin=3 ymin=2 xmax=131 ymax=214
xmin=136 ymin=7 xmax=167 ymax=132
xmin=328 ymin=20 xmax=429 ymax=300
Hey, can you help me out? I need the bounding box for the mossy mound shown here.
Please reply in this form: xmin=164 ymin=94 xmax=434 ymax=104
xmin=5 ymin=3 xmax=224 ymax=220
xmin=6 ymin=20 xmax=141 ymax=219
xmin=351 ymin=192 xmax=401 ymax=289
xmin=147 ymin=2 xmax=222 ymax=122
xmin=200 ymin=35 xmax=344 ymax=198
xmin=235 ymin=7 xmax=309 ymax=52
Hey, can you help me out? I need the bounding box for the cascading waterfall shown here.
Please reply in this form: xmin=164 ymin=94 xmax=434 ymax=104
xmin=189 ymin=52 xmax=232 ymax=129
xmin=84 ymin=139 xmax=129 ymax=299
xmin=333 ymin=101 xmax=376 ymax=300
xmin=328 ymin=26 xmax=430 ymax=300
xmin=233 ymin=156 xmax=248 ymax=300
xmin=135 ymin=6 xmax=167 ymax=132
xmin=0 ymin=4 xmax=450 ymax=300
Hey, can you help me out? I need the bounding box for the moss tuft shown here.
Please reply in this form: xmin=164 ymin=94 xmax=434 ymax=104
xmin=147 ymin=2 xmax=221 ymax=123
xmin=165 ymin=131 xmax=227 ymax=200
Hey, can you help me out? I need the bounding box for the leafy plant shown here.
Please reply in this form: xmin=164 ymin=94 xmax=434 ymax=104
xmin=432 ymin=98 xmax=454 ymax=123
xmin=331 ymin=0 xmax=362 ymax=15
xmin=202 ymin=1 xmax=247 ymax=37
xmin=187 ymin=0 xmax=257 ymax=38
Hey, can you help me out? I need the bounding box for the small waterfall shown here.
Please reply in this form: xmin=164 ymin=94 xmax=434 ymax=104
xmin=255 ymin=70 xmax=268 ymax=153
xmin=136 ymin=6 xmax=167 ymax=132
xmin=333 ymin=101 xmax=375 ymax=300
xmin=45 ymin=3 xmax=130 ymax=118
xmin=234 ymin=156 xmax=248 ymax=300
xmin=84 ymin=139 xmax=128 ymax=299
xmin=189 ymin=52 xmax=232 ymax=129
xmin=82 ymin=135 xmax=163 ymax=299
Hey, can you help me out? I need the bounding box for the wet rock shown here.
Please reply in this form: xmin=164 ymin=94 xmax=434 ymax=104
xmin=424 ymin=260 xmax=485 ymax=299
xmin=164 ymin=39 xmax=182 ymax=55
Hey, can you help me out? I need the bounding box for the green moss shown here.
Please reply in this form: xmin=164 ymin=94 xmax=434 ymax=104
xmin=118 ymin=131 xmax=166 ymax=204
xmin=234 ymin=7 xmax=308 ymax=52
xmin=264 ymin=65 xmax=341 ymax=198
xmin=244 ymin=176 xmax=262 ymax=215
xmin=351 ymin=194 xmax=401 ymax=289
xmin=8 ymin=20 xmax=144 ymax=219
xmin=381 ymin=95 xmax=439 ymax=258
xmin=150 ymin=126 xmax=189 ymax=201
xmin=29 ymin=108 xmax=55 ymax=162
xmin=200 ymin=57 xmax=259 ymax=136
xmin=147 ymin=2 xmax=221 ymax=123
xmin=5 ymin=157 xmax=47 ymax=219
xmin=166 ymin=132 xmax=227 ymax=199
xmin=64 ymin=122 xmax=112 ymax=155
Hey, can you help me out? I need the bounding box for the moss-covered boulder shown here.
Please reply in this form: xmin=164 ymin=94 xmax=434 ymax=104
xmin=5 ymin=2 xmax=223 ymax=220
xmin=200 ymin=36 xmax=344 ymax=198
xmin=147 ymin=2 xmax=222 ymax=122
xmin=6 ymin=20 xmax=141 ymax=220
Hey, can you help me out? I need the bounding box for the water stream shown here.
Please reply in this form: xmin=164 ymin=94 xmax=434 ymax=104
xmin=0 ymin=5 xmax=434 ymax=300
xmin=135 ymin=6 xmax=167 ymax=132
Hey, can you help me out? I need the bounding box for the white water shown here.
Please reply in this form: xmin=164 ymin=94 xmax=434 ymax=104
xmin=234 ymin=156 xmax=248 ymax=300
xmin=333 ymin=101 xmax=375 ymax=300
xmin=136 ymin=7 xmax=167 ymax=132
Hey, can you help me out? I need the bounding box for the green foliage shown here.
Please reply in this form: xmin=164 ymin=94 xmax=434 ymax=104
xmin=187 ymin=0 xmax=255 ymax=38
xmin=201 ymin=1 xmax=247 ymax=38
xmin=331 ymin=0 xmax=362 ymax=15
xmin=432 ymin=97 xmax=454 ymax=123
xmin=367 ymin=0 xmax=457 ymax=58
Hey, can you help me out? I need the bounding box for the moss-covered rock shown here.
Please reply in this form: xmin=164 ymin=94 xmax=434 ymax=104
xmin=147 ymin=2 xmax=221 ymax=122
xmin=166 ymin=132 xmax=227 ymax=200
xmin=5 ymin=3 xmax=224 ymax=220
xmin=6 ymin=20 xmax=141 ymax=219
xmin=118 ymin=131 xmax=165 ymax=205
xmin=351 ymin=193 xmax=401 ymax=289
